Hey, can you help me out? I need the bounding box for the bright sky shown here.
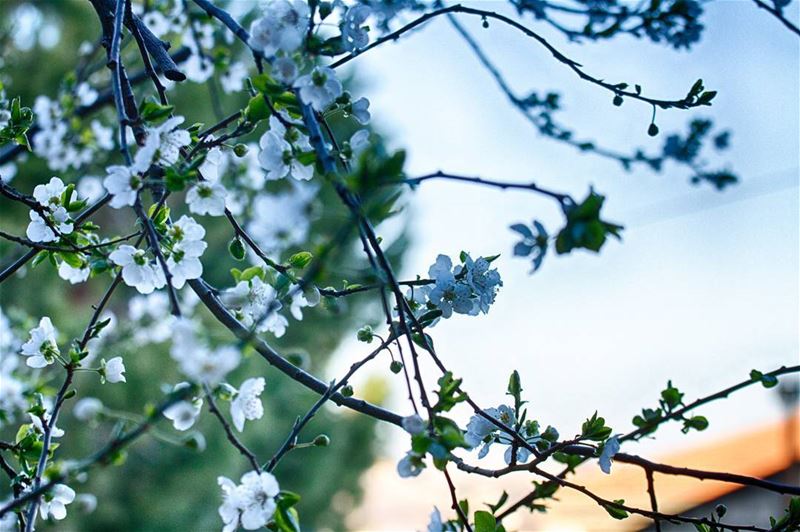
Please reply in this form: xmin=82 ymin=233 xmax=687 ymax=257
xmin=328 ymin=0 xmax=799 ymax=469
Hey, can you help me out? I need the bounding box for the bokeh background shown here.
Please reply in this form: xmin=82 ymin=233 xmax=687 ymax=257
xmin=0 ymin=0 xmax=798 ymax=530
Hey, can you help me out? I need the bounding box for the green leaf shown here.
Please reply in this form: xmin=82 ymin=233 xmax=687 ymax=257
xmin=486 ymin=491 xmax=508 ymax=514
xmin=660 ymin=380 xmax=684 ymax=410
xmin=581 ymin=411 xmax=612 ymax=441
xmin=555 ymin=190 xmax=623 ymax=255
xmin=697 ymin=91 xmax=717 ymax=105
xmin=244 ymin=94 xmax=271 ymax=123
xmin=603 ymin=499 xmax=628 ymax=520
xmin=58 ymin=251 xmax=85 ymax=268
xmin=433 ymin=371 xmax=467 ymax=413
xmin=474 ymin=510 xmax=497 ymax=532
xmin=139 ymin=97 xmax=175 ymax=122
xmin=682 ymin=415 xmax=709 ymax=433
xmin=507 ymin=370 xmax=523 ymax=411
xmin=288 ymin=251 xmax=313 ymax=269
xmin=239 ymin=266 xmax=265 ymax=282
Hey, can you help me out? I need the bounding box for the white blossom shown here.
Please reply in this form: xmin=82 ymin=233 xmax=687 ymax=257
xmin=462 ymin=255 xmax=503 ymax=315
xmin=246 ymin=181 xmax=316 ymax=255
xmin=76 ymin=175 xmax=104 ymax=202
xmin=170 ymin=321 xmax=241 ymax=384
xmin=73 ymin=397 xmax=103 ymax=421
xmin=401 ymin=414 xmax=427 ymax=435
xmin=218 ymin=476 xmax=245 ymax=532
xmin=599 ymin=435 xmax=620 ymax=474
xmin=220 ymin=61 xmax=248 ymax=93
xmin=187 ymin=180 xmax=227 ymax=216
xmin=165 ymin=215 xmax=207 ymax=288
xmin=288 ymin=284 xmax=317 ymax=320
xmin=0 ymin=350 xmax=26 ymax=425
xmin=91 ymin=120 xmax=115 ymax=150
xmin=464 ymin=406 xmax=513 ymax=449
xmin=348 ymin=96 xmax=371 ymax=125
xmin=164 ymin=383 xmax=203 ymax=431
xmin=101 ymin=356 xmax=126 ymax=383
xmin=142 ymin=10 xmax=170 ymax=37
xmin=58 ymin=261 xmax=90 ymax=284
xmin=75 ymin=82 xmax=98 ymax=106
xmin=272 ymin=56 xmax=298 ymax=84
xmin=230 ymin=377 xmax=265 ymax=432
xmin=426 ymin=253 xmax=502 ymax=318
xmin=20 ymin=316 xmax=59 ymax=368
xmin=184 ymin=52 xmax=215 ymax=83
xmin=109 ymin=245 xmax=166 ymax=294
xmin=348 ymin=129 xmax=370 ymax=158
xmin=258 ymin=115 xmax=314 ymax=181
xmin=140 ymin=116 xmax=191 ymax=167
xmin=248 ymin=0 xmax=309 ymax=57
xmin=427 ymin=507 xmax=444 ymax=532
xmin=74 ymin=493 xmax=98 ymax=514
xmin=397 ymin=451 xmax=424 ymax=478
xmin=0 ymin=162 xmax=17 ymax=182
xmin=294 ymin=66 xmax=342 ymax=111
xmin=198 ymin=145 xmax=229 ymax=182
xmin=342 ymin=4 xmax=371 ymax=52
xmin=222 ymin=277 xmax=288 ymax=337
xmin=128 ymin=292 xmax=173 ymax=344
xmin=32 ymin=176 xmax=69 ymax=206
xmin=103 ymin=164 xmax=143 ymax=208
xmin=36 ymin=484 xmax=75 ymax=521
xmin=217 ymin=471 xmax=280 ymax=531
xmin=26 ymin=206 xmax=73 ymax=243
xmin=29 ymin=404 xmax=65 ymax=438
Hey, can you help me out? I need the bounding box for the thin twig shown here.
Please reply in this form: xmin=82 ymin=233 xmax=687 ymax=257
xmin=203 ymin=383 xmax=261 ymax=471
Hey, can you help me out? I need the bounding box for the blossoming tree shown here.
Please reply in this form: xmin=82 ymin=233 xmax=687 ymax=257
xmin=0 ymin=0 xmax=798 ymax=531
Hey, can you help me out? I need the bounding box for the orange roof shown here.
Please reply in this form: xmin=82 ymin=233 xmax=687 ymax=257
xmin=349 ymin=413 xmax=800 ymax=531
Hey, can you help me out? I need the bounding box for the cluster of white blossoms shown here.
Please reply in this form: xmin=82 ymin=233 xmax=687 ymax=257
xmin=218 ymin=471 xmax=280 ymax=531
xmin=32 ymin=95 xmax=114 ymax=173
xmin=222 ymin=276 xmax=289 ymax=337
xmin=464 ymin=406 xmax=555 ymax=465
xmin=164 ymin=215 xmax=208 ymax=288
xmin=103 ymin=116 xmax=191 ymax=208
xmin=1 ymin=309 xmax=28 ymax=428
xmin=170 ymin=318 xmax=240 ymax=384
xmin=258 ymin=115 xmax=314 ymax=181
xmin=404 ymin=254 xmax=503 ymax=324
xmin=25 ymin=176 xmax=75 ymax=243
xmin=108 ymin=215 xmax=207 ymax=294
xmin=246 ymin=180 xmax=317 ymax=255
xmin=248 ymin=0 xmax=309 ymax=58
xmin=128 ymin=292 xmax=174 ymax=344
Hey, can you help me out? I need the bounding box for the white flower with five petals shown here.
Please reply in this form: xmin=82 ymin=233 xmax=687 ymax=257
xmin=20 ymin=317 xmax=59 ymax=368
xmin=109 ymin=245 xmax=166 ymax=294
xmin=230 ymin=377 xmax=265 ymax=432
xmin=294 ymin=66 xmax=342 ymax=111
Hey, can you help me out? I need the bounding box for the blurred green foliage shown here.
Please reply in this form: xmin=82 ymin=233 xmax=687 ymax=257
xmin=0 ymin=0 xmax=408 ymax=529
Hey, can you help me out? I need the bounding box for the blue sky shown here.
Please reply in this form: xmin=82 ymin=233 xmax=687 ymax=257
xmin=330 ymin=1 xmax=799 ymax=460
